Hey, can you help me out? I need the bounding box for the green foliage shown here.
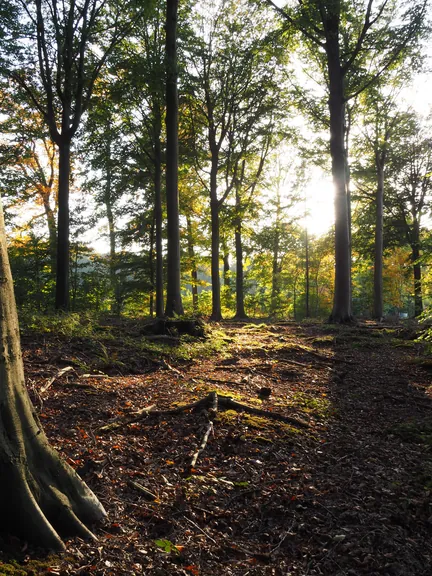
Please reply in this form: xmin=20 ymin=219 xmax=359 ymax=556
xmin=19 ymin=311 xmax=103 ymax=339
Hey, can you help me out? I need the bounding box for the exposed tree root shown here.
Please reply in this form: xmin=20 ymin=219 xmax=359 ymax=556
xmin=98 ymin=391 xmax=309 ymax=435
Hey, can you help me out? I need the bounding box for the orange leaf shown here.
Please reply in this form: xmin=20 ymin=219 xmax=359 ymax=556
xmin=185 ymin=566 xmax=199 ymax=575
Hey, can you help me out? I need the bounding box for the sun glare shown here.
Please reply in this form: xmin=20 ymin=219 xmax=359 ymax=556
xmin=304 ymin=177 xmax=335 ymax=237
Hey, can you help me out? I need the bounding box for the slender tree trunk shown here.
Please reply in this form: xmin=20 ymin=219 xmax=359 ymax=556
xmin=235 ymin=214 xmax=247 ymax=319
xmin=223 ymin=252 xmax=230 ymax=288
xmin=40 ymin=191 xmax=57 ymax=272
xmin=305 ymin=227 xmax=310 ymax=318
xmin=271 ymin=234 xmax=280 ymax=315
xmin=0 ymin=198 xmax=105 ymax=549
xmin=373 ymin=156 xmax=384 ymax=319
xmin=186 ymin=215 xmax=198 ymax=311
xmin=210 ymin=157 xmax=222 ymax=320
xmin=104 ymin=143 xmax=121 ymax=315
xmin=412 ymin=220 xmax=423 ymax=317
xmin=154 ymin=133 xmax=164 ymax=318
xmin=164 ymin=0 xmax=183 ymax=317
xmin=55 ymin=140 xmax=71 ymax=311
xmin=149 ymin=216 xmax=155 ymax=318
xmin=327 ymin=42 xmax=352 ymax=323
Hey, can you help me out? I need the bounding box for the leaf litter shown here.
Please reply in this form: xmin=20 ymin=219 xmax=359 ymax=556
xmin=4 ymin=320 xmax=432 ymax=575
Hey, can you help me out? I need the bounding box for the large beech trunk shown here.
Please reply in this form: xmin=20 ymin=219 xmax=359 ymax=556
xmin=55 ymin=141 xmax=71 ymax=311
xmin=164 ymin=0 xmax=183 ymax=317
xmin=154 ymin=133 xmax=164 ymax=318
xmin=327 ymin=34 xmax=352 ymax=323
xmin=0 ymin=199 xmax=106 ymax=549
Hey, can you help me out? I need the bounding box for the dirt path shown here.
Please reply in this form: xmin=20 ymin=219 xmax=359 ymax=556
xmin=5 ymin=321 xmax=432 ymax=575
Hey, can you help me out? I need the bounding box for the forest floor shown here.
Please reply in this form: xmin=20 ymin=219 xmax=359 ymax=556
xmin=2 ymin=318 xmax=432 ymax=575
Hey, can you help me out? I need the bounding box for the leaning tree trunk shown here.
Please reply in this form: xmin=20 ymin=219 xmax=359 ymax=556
xmin=0 ymin=198 xmax=106 ymax=549
xmin=164 ymin=0 xmax=183 ymax=317
xmin=373 ymin=157 xmax=385 ymax=320
xmin=55 ymin=140 xmax=71 ymax=311
xmin=327 ymin=41 xmax=352 ymax=323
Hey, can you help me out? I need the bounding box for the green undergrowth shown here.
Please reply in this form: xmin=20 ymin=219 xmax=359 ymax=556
xmin=391 ymin=420 xmax=432 ymax=446
xmin=0 ymin=555 xmax=63 ymax=575
xmin=285 ymin=392 xmax=331 ymax=420
xmin=18 ymin=312 xmax=234 ymax=370
xmin=216 ymin=409 xmax=302 ymax=438
xmin=19 ymin=310 xmax=108 ymax=339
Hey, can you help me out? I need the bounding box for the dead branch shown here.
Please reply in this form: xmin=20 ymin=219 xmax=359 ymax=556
xmin=97 ymin=404 xmax=156 ymax=433
xmin=190 ymin=392 xmax=218 ymax=469
xmin=40 ymin=366 xmax=75 ymax=394
xmin=127 ymin=480 xmax=158 ymax=501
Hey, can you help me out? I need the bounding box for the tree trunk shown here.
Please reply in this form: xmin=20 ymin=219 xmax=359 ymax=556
xmin=327 ymin=39 xmax=352 ymax=323
xmin=271 ymin=232 xmax=280 ymax=315
xmin=0 ymin=198 xmax=105 ymax=549
xmin=412 ymin=220 xmax=423 ymax=317
xmin=235 ymin=215 xmax=247 ymax=319
xmin=373 ymin=156 xmax=384 ymax=319
xmin=186 ymin=215 xmax=198 ymax=312
xmin=305 ymin=227 xmax=310 ymax=318
xmin=104 ymin=142 xmax=121 ymax=316
xmin=223 ymin=252 xmax=230 ymax=288
xmin=154 ymin=132 xmax=164 ymax=318
xmin=40 ymin=190 xmax=57 ymax=273
xmin=149 ymin=215 xmax=155 ymax=318
xmin=210 ymin=156 xmax=222 ymax=320
xmin=55 ymin=140 xmax=71 ymax=310
xmin=164 ymin=0 xmax=183 ymax=317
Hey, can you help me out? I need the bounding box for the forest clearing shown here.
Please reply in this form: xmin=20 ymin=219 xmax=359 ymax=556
xmin=1 ymin=0 xmax=432 ymax=573
xmin=0 ymin=318 xmax=430 ymax=575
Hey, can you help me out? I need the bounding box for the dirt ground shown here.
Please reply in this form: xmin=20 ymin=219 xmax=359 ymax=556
xmin=2 ymin=320 xmax=432 ymax=575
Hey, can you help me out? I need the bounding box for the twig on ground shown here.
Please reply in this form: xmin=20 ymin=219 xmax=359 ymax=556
xmin=184 ymin=515 xmax=217 ymax=544
xmin=190 ymin=392 xmax=218 ymax=469
xmin=40 ymin=366 xmax=75 ymax=394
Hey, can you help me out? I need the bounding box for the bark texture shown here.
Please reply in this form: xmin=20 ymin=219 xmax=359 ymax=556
xmin=373 ymin=156 xmax=385 ymax=319
xmin=326 ymin=20 xmax=352 ymax=323
xmin=55 ymin=140 xmax=71 ymax=311
xmin=0 ymin=199 xmax=106 ymax=549
xmin=164 ymin=0 xmax=183 ymax=317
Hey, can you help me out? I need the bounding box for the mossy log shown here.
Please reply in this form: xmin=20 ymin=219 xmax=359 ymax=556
xmin=0 ymin=201 xmax=106 ymax=550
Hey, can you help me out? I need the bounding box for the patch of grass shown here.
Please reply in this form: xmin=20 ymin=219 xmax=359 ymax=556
xmin=0 ymin=556 xmax=62 ymax=575
xmin=391 ymin=339 xmax=417 ymax=349
xmin=391 ymin=420 xmax=432 ymax=445
xmin=407 ymin=357 xmax=432 ymax=370
xmin=311 ymin=335 xmax=334 ymax=346
xmin=216 ymin=410 xmax=301 ymax=437
xmin=288 ymin=392 xmax=331 ymax=419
